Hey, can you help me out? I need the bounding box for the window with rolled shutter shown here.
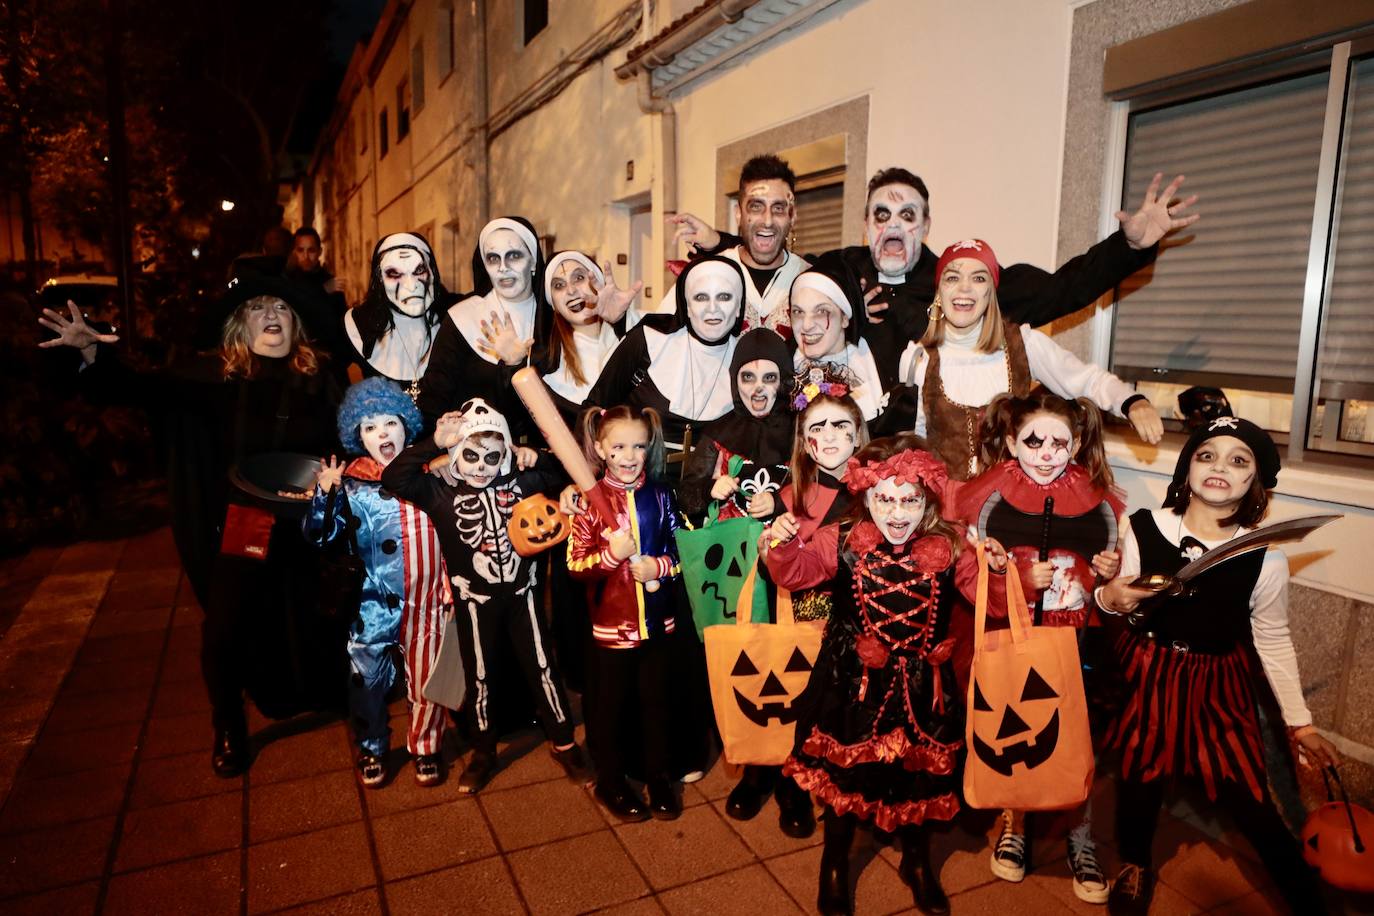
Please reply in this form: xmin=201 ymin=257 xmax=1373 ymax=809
xmin=792 ymin=182 xmax=844 ymax=258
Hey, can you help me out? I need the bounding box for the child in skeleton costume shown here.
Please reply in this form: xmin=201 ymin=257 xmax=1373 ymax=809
xmin=305 ymin=379 xmax=451 ymax=787
xmin=381 ymin=398 xmax=590 ymax=793
xmin=952 ymin=391 xmax=1125 ymax=902
xmin=764 ymin=435 xmax=1010 ymax=916
xmin=345 ymin=233 xmax=452 ymax=397
xmin=416 ymin=217 xmax=550 ymax=440
xmin=1095 ymin=417 xmax=1338 ymax=916
xmin=566 ymin=406 xmax=691 ymax=823
xmin=898 ymin=239 xmax=1163 ymax=481
xmin=790 ymin=253 xmax=917 ymax=432
xmin=679 ymin=328 xmax=794 ymax=522
xmin=589 ymin=255 xmax=746 ymax=450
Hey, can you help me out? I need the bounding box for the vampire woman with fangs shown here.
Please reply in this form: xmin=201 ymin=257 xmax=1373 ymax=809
xmin=1093 ymin=416 xmax=1339 ymax=916
xmin=679 ymin=328 xmax=795 ymax=522
xmin=897 ymin=239 xmax=1163 ymax=481
xmin=381 ymin=398 xmax=591 ymax=795
xmin=567 ymin=405 xmax=700 ymax=822
xmin=951 ymin=391 xmax=1126 ymax=900
xmin=588 ymin=255 xmax=747 ymax=449
xmin=38 ymin=275 xmax=346 ymax=780
xmin=304 ymin=378 xmax=450 ymax=789
xmin=764 ymin=434 xmax=1011 ymax=916
xmin=789 ymin=252 xmax=918 ymax=430
xmin=345 ymin=233 xmax=452 ymax=397
xmin=416 ymin=217 xmax=550 ymax=441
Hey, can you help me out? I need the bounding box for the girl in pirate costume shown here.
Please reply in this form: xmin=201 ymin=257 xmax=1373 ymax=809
xmin=588 ymin=255 xmax=746 ymax=451
xmin=1095 ymin=417 xmax=1338 ymax=915
xmin=416 ymin=217 xmax=550 ymax=439
xmin=381 ymin=398 xmax=591 ymax=794
xmin=897 ymin=239 xmax=1164 ymax=481
xmin=764 ymin=435 xmax=1011 ymax=916
xmin=954 ymin=391 xmax=1125 ymax=901
xmin=344 ymin=233 xmax=452 ymax=397
xmin=306 ymin=379 xmax=451 ymax=788
xmin=679 ymin=328 xmax=795 ymax=522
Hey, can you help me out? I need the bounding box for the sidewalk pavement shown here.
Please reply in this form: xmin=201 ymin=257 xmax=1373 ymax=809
xmin=0 ymin=526 xmax=1343 ymax=914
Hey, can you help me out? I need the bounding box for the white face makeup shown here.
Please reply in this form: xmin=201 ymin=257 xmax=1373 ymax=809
xmin=1187 ymin=435 xmax=1258 ymax=511
xmin=736 ymin=178 xmax=794 ymax=268
xmin=789 ymin=285 xmax=848 ymax=359
xmin=938 ymin=257 xmax=994 ymax=330
xmin=803 ymin=402 xmax=859 ymax=473
xmin=736 ymin=359 xmax=781 ymax=418
xmin=866 ymin=183 xmax=929 ymax=276
xmin=594 ymin=419 xmax=650 ymax=484
xmin=1008 ymin=413 xmax=1075 ymax=485
xmin=549 ymin=260 xmax=600 ymax=327
xmin=453 ymin=435 xmax=508 ymax=488
xmin=360 ymin=413 xmax=404 ymax=466
xmin=481 ymin=228 xmax=533 ymax=303
xmin=379 ymin=247 xmax=434 ymax=317
xmin=865 ymin=477 xmax=926 ymax=545
xmin=244 ymin=296 xmax=294 ymax=357
xmin=685 ymin=262 xmax=743 ymax=343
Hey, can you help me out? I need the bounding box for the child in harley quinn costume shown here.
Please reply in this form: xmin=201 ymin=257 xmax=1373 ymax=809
xmin=306 ymin=378 xmax=450 ymax=788
xmin=1096 ymin=417 xmax=1339 ymax=915
xmin=381 ymin=398 xmax=591 ymax=794
xmin=567 ymin=405 xmax=684 ymax=823
xmin=954 ymin=391 xmax=1125 ymax=902
xmin=765 ymin=434 xmax=1010 ymax=916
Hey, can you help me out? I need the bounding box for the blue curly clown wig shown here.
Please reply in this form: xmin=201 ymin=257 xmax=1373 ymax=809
xmin=337 ymin=377 xmax=425 ymax=455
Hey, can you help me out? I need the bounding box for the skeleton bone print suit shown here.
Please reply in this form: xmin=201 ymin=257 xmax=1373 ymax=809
xmin=382 ymin=437 xmax=575 ymax=752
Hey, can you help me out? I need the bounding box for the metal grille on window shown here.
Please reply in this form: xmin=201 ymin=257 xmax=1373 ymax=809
xmin=792 ymin=182 xmax=844 ymax=258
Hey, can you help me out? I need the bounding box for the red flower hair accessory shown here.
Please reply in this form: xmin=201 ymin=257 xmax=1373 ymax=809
xmin=843 ymin=448 xmax=948 ymax=497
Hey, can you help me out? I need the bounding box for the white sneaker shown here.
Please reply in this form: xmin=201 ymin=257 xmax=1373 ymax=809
xmin=990 ymin=812 xmax=1027 ymax=882
xmin=1067 ymin=826 xmax=1109 ymax=904
xmin=680 ymin=769 xmax=705 ymax=784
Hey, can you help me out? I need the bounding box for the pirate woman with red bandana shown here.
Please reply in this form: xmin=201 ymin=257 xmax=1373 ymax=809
xmin=764 ymin=435 xmax=1010 ymax=916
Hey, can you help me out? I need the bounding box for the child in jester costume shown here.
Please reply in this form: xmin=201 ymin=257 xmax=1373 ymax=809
xmin=305 ymin=378 xmax=451 ymax=789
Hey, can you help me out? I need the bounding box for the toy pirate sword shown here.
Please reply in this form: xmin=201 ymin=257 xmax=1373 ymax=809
xmin=1121 ymin=513 xmax=1342 ymax=627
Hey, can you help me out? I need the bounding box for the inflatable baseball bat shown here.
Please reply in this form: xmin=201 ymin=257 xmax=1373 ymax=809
xmin=512 ymin=368 xmax=661 ymax=592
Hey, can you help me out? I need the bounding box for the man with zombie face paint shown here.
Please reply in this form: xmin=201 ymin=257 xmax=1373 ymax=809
xmin=346 ymin=233 xmax=452 ymax=397
xmin=381 ymin=397 xmax=590 ymax=794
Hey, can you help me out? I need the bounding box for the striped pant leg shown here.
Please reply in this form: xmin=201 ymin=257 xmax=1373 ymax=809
xmin=400 ymin=599 xmax=447 ymax=757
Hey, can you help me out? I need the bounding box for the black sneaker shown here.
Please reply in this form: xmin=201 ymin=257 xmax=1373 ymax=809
xmin=1107 ymin=864 xmax=1154 ymax=916
xmin=550 ymin=743 xmax=593 ymax=786
xmin=413 ymin=753 xmax=444 ymax=787
xmin=357 ymin=753 xmax=387 ymax=789
xmin=458 ymin=750 xmax=499 ymax=794
xmin=990 ymin=811 xmax=1027 ymax=882
xmin=1067 ymin=826 xmax=1109 ymax=904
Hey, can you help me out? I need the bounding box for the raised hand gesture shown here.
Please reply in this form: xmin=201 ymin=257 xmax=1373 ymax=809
xmin=316 ymin=455 xmax=345 ymax=493
xmin=591 ymin=262 xmax=644 ymax=325
xmin=667 ymin=212 xmax=721 ymax=252
xmin=478 ymin=310 xmax=532 ymax=365
xmin=1118 ymin=172 xmax=1200 ymax=250
xmin=861 ymin=279 xmax=886 ymax=324
xmin=37 ymin=301 xmax=120 ymax=365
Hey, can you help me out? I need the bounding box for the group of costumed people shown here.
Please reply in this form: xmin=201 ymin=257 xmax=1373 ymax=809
xmin=37 ymin=154 xmax=1345 ymax=916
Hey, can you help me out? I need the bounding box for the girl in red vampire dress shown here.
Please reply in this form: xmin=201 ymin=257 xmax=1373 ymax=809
xmin=954 ymin=391 xmax=1125 ymax=902
xmin=765 ymin=434 xmax=1009 ymax=916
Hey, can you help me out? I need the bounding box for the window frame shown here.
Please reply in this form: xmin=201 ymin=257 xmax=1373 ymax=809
xmin=379 ymin=108 xmax=389 ymax=158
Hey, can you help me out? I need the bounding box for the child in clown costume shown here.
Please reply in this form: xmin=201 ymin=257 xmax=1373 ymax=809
xmin=306 ymin=378 xmax=451 ymax=788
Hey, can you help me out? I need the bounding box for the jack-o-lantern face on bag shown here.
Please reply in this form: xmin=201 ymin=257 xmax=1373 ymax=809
xmin=507 ymin=494 xmax=570 ymax=557
xmin=730 ymin=643 xmax=815 ymax=726
xmin=970 ymin=666 xmax=1062 ymax=777
xmin=1302 ymin=798 xmax=1374 ymax=893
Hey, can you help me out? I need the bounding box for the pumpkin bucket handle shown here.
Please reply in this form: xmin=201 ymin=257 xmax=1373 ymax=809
xmin=1322 ymin=765 xmax=1366 ymax=853
xmin=973 ymin=543 xmax=1031 ymax=651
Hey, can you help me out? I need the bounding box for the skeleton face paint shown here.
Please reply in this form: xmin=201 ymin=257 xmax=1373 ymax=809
xmin=549 ymin=260 xmax=599 ymax=327
xmin=1186 ymin=435 xmax=1257 ymax=511
xmin=789 ymin=285 xmax=848 ymax=359
xmin=865 ymin=183 xmax=929 ymax=276
xmin=243 ymin=296 xmax=294 ymax=357
xmin=481 ymin=228 xmax=533 ymax=303
xmin=1008 ymin=413 xmax=1074 ymax=485
xmin=685 ymin=261 xmax=743 ymax=343
xmin=737 ymin=178 xmax=794 ymax=268
xmin=865 ymin=477 xmax=926 ymax=545
xmin=378 ymin=247 xmax=434 ymax=317
xmin=594 ymin=419 xmax=650 ymax=484
xmin=453 ymin=434 xmax=508 ymax=488
xmin=939 ymin=257 xmax=994 ymax=330
xmin=360 ymin=413 xmax=404 ymax=466
xmin=804 ymin=402 xmax=858 ymax=473
xmin=736 ymin=359 xmax=781 ymax=418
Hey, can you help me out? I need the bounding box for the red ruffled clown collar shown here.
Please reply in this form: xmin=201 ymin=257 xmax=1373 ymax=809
xmin=843 ymin=448 xmax=948 ymax=497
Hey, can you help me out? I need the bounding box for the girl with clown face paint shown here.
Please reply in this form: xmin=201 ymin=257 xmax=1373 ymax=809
xmin=589 ymin=255 xmax=747 ymax=448
xmin=346 ymin=233 xmax=451 ymax=395
xmin=305 ymin=378 xmax=452 ymax=789
xmin=765 ymin=434 xmax=1009 ymax=916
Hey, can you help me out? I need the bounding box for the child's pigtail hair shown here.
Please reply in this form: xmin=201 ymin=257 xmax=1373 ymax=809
xmin=639 ymin=408 xmax=667 ymax=481
xmin=978 ymin=392 xmax=1018 ymax=470
xmin=1072 ymin=398 xmax=1117 ymax=494
xmin=579 ymin=407 xmax=606 ymax=474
